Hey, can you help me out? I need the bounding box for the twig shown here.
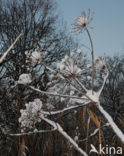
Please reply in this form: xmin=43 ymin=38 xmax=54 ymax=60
xmin=0 ymin=34 xmax=22 ymax=63
xmin=74 ymin=77 xmax=88 ymax=92
xmin=9 ymin=127 xmax=56 ymax=136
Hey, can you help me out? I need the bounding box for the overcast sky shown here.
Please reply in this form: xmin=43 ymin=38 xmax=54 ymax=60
xmin=57 ymin=0 xmax=124 ymax=57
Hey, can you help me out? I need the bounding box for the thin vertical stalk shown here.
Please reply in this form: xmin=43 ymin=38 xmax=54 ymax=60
xmin=85 ymin=27 xmax=94 ymax=94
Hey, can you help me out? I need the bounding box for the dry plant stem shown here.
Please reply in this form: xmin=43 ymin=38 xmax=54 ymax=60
xmin=98 ymin=67 xmax=109 ymax=96
xmin=74 ymin=77 xmax=87 ymax=92
xmin=20 ymin=137 xmax=25 ymax=156
xmin=86 ymin=117 xmax=90 ymax=153
xmin=0 ymin=34 xmax=22 ymax=63
xmin=85 ymin=27 xmax=94 ymax=95
xmin=98 ymin=124 xmax=101 ymax=156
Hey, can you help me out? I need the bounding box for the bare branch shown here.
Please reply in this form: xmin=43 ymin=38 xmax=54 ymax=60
xmin=0 ymin=34 xmax=22 ymax=64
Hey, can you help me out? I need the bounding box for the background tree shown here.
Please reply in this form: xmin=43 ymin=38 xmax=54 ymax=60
xmin=0 ymin=0 xmax=77 ymax=80
xmin=0 ymin=1 xmax=78 ymax=155
xmin=101 ymin=56 xmax=124 ymax=124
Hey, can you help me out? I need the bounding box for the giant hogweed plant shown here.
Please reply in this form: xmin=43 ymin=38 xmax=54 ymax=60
xmin=1 ymin=10 xmax=124 ymax=156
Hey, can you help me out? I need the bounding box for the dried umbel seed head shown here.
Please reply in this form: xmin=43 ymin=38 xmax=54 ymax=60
xmin=95 ymin=58 xmax=106 ymax=72
xmin=71 ymin=9 xmax=94 ymax=34
xmin=70 ymin=52 xmax=75 ymax=58
xmin=19 ymin=99 xmax=43 ymax=132
xmin=77 ymin=49 xmax=82 ymax=55
xmin=31 ymin=51 xmax=41 ymax=64
xmin=18 ymin=73 xmax=32 ymax=85
xmin=95 ymin=56 xmax=100 ymax=62
xmin=57 ymin=55 xmax=82 ymax=78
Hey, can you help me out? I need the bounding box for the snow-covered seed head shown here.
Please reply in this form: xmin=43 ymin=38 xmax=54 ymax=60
xmin=18 ymin=73 xmax=32 ymax=85
xmin=77 ymin=49 xmax=82 ymax=55
xmin=59 ymin=64 xmax=65 ymax=71
xmin=71 ymin=9 xmax=94 ymax=33
xmin=65 ymin=55 xmax=69 ymax=61
xmin=87 ymin=64 xmax=92 ymax=68
xmin=25 ymin=51 xmax=30 ymax=57
xmin=31 ymin=51 xmax=41 ymax=64
xmin=87 ymin=76 xmax=91 ymax=81
xmin=58 ymin=55 xmax=82 ymax=78
xmin=95 ymin=56 xmax=100 ymax=62
xmin=95 ymin=58 xmax=106 ymax=72
xmin=19 ymin=99 xmax=43 ymax=132
xmin=70 ymin=52 xmax=75 ymax=58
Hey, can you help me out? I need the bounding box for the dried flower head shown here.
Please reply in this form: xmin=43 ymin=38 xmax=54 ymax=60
xmin=71 ymin=9 xmax=94 ymax=34
xmin=95 ymin=57 xmax=106 ymax=72
xmin=18 ymin=73 xmax=32 ymax=85
xmin=31 ymin=51 xmax=41 ymax=64
xmin=19 ymin=98 xmax=43 ymax=132
xmin=57 ymin=54 xmax=82 ymax=78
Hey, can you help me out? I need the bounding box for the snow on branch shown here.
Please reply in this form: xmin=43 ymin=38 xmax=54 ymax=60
xmin=42 ymin=117 xmax=88 ymax=156
xmin=42 ymin=102 xmax=90 ymax=116
xmin=9 ymin=127 xmax=56 ymax=136
xmin=97 ymin=63 xmax=109 ymax=97
xmin=97 ymin=102 xmax=124 ymax=143
xmin=81 ymin=123 xmax=110 ymax=142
